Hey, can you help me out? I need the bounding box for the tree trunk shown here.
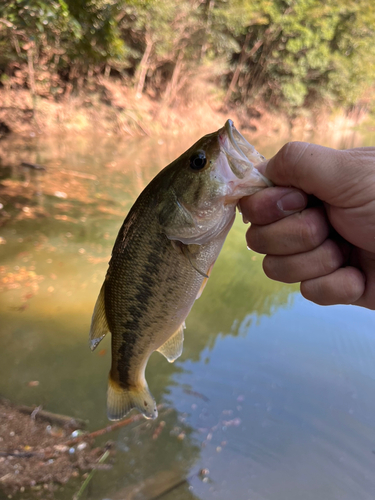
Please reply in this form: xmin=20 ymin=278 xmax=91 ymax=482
xmin=11 ymin=34 xmax=21 ymax=56
xmin=27 ymin=45 xmax=36 ymax=97
xmin=163 ymin=50 xmax=184 ymax=107
xmin=135 ymin=33 xmax=153 ymax=97
xmin=224 ymin=34 xmax=264 ymax=105
xmin=200 ymin=0 xmax=215 ymax=61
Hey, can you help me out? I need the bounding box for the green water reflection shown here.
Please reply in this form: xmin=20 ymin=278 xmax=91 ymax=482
xmin=0 ymin=128 xmax=375 ymax=499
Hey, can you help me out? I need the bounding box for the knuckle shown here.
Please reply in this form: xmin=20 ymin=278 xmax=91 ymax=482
xmin=276 ymin=142 xmax=310 ymax=179
xmin=339 ymin=272 xmax=363 ymax=304
xmin=300 ymin=215 xmax=320 ymax=248
xmin=299 ymin=209 xmax=327 ymax=249
xmin=321 ymin=240 xmax=343 ymax=273
xmin=276 ymin=143 xmax=297 ymax=179
xmin=279 ymin=142 xmax=300 ymax=164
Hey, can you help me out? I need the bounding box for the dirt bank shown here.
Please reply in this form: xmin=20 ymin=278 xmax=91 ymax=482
xmin=0 ymin=80 xmax=368 ymax=144
xmin=0 ymin=399 xmax=114 ymax=496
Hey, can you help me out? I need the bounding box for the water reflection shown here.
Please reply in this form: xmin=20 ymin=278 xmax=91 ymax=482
xmin=96 ymin=408 xmax=202 ymax=500
xmin=0 ymin=128 xmax=375 ymax=499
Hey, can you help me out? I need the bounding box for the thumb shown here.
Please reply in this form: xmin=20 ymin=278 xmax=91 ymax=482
xmin=259 ymin=142 xmax=355 ymax=205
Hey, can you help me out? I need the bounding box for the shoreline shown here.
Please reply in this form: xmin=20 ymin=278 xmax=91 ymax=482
xmin=0 ymin=85 xmax=369 ymax=149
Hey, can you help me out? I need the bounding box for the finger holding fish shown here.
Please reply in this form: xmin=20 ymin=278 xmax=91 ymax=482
xmin=262 ymin=238 xmax=350 ymax=283
xmin=239 ymin=186 xmax=308 ymax=225
xmin=246 ymin=207 xmax=331 ymax=256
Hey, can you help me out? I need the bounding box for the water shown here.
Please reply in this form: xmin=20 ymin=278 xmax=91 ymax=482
xmin=0 ymin=127 xmax=375 ymax=499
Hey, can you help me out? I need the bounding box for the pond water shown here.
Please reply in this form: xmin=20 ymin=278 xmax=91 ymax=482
xmin=0 ymin=125 xmax=375 ymax=500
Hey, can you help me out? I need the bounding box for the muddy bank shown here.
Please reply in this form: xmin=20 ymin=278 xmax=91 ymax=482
xmin=0 ymin=399 xmax=113 ymax=496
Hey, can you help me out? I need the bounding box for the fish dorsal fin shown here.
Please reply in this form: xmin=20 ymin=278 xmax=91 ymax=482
xmin=157 ymin=323 xmax=185 ymax=363
xmin=89 ymin=284 xmax=110 ymax=351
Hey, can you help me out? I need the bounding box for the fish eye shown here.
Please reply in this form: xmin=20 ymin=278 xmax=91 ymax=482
xmin=190 ymin=151 xmax=207 ymax=171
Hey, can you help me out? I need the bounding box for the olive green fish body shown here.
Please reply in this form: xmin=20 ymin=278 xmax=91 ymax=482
xmin=104 ymin=178 xmax=233 ymax=419
xmin=90 ymin=120 xmax=271 ymax=420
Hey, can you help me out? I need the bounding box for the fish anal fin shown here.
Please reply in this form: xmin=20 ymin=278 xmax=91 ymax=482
xmin=157 ymin=323 xmax=185 ymax=363
xmin=107 ymin=375 xmax=157 ymax=421
xmin=196 ymin=262 xmax=214 ymax=300
xmin=89 ymin=284 xmax=110 ymax=351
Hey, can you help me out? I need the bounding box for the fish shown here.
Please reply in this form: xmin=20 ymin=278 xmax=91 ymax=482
xmin=89 ymin=119 xmax=271 ymax=421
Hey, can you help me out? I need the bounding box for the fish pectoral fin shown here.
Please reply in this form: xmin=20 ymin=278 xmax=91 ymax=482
xmin=89 ymin=284 xmax=110 ymax=351
xmin=181 ymin=244 xmax=209 ymax=278
xmin=107 ymin=376 xmax=158 ymax=421
xmin=195 ymin=262 xmax=214 ymax=300
xmin=157 ymin=323 xmax=185 ymax=363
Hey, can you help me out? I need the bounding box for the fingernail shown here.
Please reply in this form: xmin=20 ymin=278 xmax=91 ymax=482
xmin=277 ymin=191 xmax=306 ymax=213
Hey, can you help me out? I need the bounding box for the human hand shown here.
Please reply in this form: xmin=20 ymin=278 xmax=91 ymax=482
xmin=239 ymin=142 xmax=375 ymax=309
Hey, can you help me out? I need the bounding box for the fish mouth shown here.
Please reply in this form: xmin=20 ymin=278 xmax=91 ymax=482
xmin=220 ymin=119 xmax=272 ymax=187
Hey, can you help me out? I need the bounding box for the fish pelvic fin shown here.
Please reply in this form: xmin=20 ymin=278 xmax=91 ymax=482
xmin=89 ymin=283 xmax=110 ymax=351
xmin=107 ymin=375 xmax=158 ymax=421
xmin=157 ymin=323 xmax=185 ymax=363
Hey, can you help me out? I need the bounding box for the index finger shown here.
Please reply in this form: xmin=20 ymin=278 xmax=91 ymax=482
xmin=239 ymin=186 xmax=308 ymax=225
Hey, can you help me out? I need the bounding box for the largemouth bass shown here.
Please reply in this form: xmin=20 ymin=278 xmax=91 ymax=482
xmin=89 ymin=120 xmax=271 ymax=421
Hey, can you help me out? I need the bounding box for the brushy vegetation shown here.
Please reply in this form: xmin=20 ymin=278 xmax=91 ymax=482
xmin=0 ymin=0 xmax=375 ymax=113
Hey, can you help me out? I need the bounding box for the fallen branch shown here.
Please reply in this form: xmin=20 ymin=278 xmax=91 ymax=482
xmin=59 ymin=169 xmax=97 ymax=180
xmin=0 ymin=451 xmax=41 ymax=458
xmin=65 ymin=404 xmax=165 ymax=446
xmin=18 ymin=405 xmax=87 ymax=430
xmin=20 ymin=162 xmax=46 ymax=171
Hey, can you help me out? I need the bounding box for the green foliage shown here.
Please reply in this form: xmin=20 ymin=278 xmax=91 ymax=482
xmin=63 ymin=0 xmax=126 ymax=63
xmin=0 ymin=0 xmax=374 ymax=110
xmin=213 ymin=0 xmax=375 ymax=109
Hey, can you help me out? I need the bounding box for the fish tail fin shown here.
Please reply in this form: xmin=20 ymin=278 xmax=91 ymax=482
xmin=107 ymin=375 xmax=158 ymax=421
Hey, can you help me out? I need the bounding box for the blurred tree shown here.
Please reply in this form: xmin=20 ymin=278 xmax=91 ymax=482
xmin=0 ymin=0 xmax=374 ymax=111
xmin=119 ymin=0 xmax=208 ymax=101
xmin=0 ymin=0 xmax=127 ymax=95
xmin=211 ymin=0 xmax=375 ymax=110
xmin=0 ymin=0 xmax=78 ymax=95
